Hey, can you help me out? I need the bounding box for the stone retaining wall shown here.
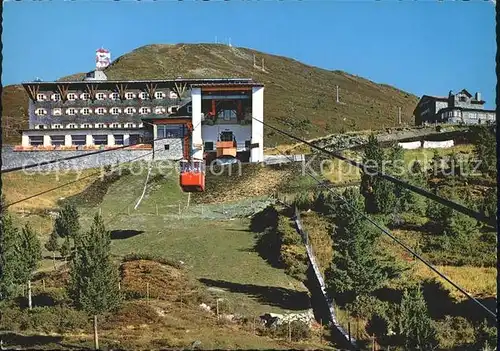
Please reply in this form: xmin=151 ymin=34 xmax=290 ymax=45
xmin=1 ymin=147 xmax=154 ymax=172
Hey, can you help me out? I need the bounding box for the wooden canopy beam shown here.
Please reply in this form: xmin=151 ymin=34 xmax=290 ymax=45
xmin=85 ymin=84 xmax=98 ymax=102
xmin=173 ymin=82 xmax=188 ymax=99
xmin=25 ymin=85 xmax=40 ymax=102
xmin=56 ymin=84 xmax=70 ymax=102
xmin=116 ymin=83 xmax=128 ymax=101
xmin=145 ymin=83 xmax=158 ymax=100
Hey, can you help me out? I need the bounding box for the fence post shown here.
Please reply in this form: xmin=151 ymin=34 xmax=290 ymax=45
xmin=288 ymin=320 xmax=291 ymax=342
xmin=216 ymin=299 xmax=219 ymax=319
xmin=93 ymin=315 xmax=99 ymax=350
xmin=348 ymin=321 xmax=351 ymax=342
xmin=320 ymin=318 xmax=323 ymax=343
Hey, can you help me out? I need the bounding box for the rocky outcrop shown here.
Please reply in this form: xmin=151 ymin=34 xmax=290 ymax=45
xmin=260 ymin=309 xmax=315 ymax=328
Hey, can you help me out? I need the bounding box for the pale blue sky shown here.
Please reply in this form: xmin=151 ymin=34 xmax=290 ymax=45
xmin=2 ymin=0 xmax=496 ymax=108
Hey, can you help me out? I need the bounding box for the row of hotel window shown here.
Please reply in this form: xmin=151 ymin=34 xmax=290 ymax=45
xmin=28 ymin=134 xmax=141 ymax=146
xmin=35 ymin=91 xmax=178 ymax=102
xmin=35 ymin=123 xmax=142 ymax=129
xmin=34 ymin=105 xmax=186 ymax=116
xmin=441 ymin=110 xmax=495 ymax=119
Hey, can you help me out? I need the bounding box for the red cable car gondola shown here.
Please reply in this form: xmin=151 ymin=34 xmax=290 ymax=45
xmin=179 ymin=159 xmax=205 ymax=192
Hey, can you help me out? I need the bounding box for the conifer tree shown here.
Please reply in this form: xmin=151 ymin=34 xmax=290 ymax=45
xmin=360 ymin=134 xmax=397 ymax=214
xmin=60 ymin=237 xmax=71 ymax=261
xmin=325 ymin=188 xmax=389 ymax=306
xmin=401 ymin=160 xmax=427 ymax=215
xmin=397 ymin=286 xmax=438 ymax=350
xmin=54 ymin=203 xmax=80 ymax=247
xmin=0 ymin=194 xmax=6 ymax=216
xmin=0 ymin=214 xmax=19 ymax=301
xmin=471 ymin=126 xmax=496 ymax=178
xmin=45 ymin=229 xmax=60 ymax=268
xmin=68 ymin=213 xmax=121 ymax=350
xmin=16 ymin=225 xmax=42 ymax=309
xmin=68 ymin=214 xmax=121 ymax=314
xmin=481 ymin=189 xmax=497 ymax=220
xmin=428 ymin=149 xmax=444 ymax=179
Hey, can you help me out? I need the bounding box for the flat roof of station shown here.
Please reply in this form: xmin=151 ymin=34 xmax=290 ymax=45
xmin=22 ymin=78 xmax=264 ymax=86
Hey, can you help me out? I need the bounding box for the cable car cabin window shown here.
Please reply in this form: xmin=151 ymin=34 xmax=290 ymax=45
xmin=71 ymin=135 xmax=86 ymax=146
xmin=180 ymin=161 xmax=204 ymax=173
xmin=93 ymin=135 xmax=108 ymax=146
xmin=219 ymin=131 xmax=234 ymax=142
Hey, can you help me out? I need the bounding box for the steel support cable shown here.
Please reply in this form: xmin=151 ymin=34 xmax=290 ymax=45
xmin=3 ymin=149 xmax=161 ymax=209
xmin=134 ymin=160 xmax=154 ymax=210
xmin=252 ymin=117 xmax=497 ymax=228
xmin=272 ymin=147 xmax=497 ymax=321
xmin=74 ymin=147 xmax=166 ymax=227
xmin=1 ymin=135 xmax=171 ymax=174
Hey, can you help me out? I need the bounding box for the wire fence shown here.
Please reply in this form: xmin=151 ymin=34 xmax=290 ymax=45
xmin=83 ymin=196 xmax=278 ymax=224
xmin=292 ymin=206 xmax=358 ymax=350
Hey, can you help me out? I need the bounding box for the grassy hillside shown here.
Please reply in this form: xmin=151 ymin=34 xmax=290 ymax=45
xmin=2 ymin=43 xmax=418 ymax=145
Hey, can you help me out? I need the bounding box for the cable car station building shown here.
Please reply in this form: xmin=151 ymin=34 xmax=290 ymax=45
xmin=19 ymin=73 xmax=264 ymax=164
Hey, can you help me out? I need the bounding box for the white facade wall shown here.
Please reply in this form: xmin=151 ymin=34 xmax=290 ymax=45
xmin=423 ymin=140 xmax=454 ymax=149
xmin=398 ymin=141 xmax=421 ymax=150
xmin=251 ymin=86 xmax=264 ymax=162
xmin=107 ymin=134 xmax=115 ymax=146
xmin=191 ymin=87 xmax=203 ymax=160
xmin=22 ymin=134 xmax=30 ymax=147
xmin=86 ymin=135 xmax=93 ymax=145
